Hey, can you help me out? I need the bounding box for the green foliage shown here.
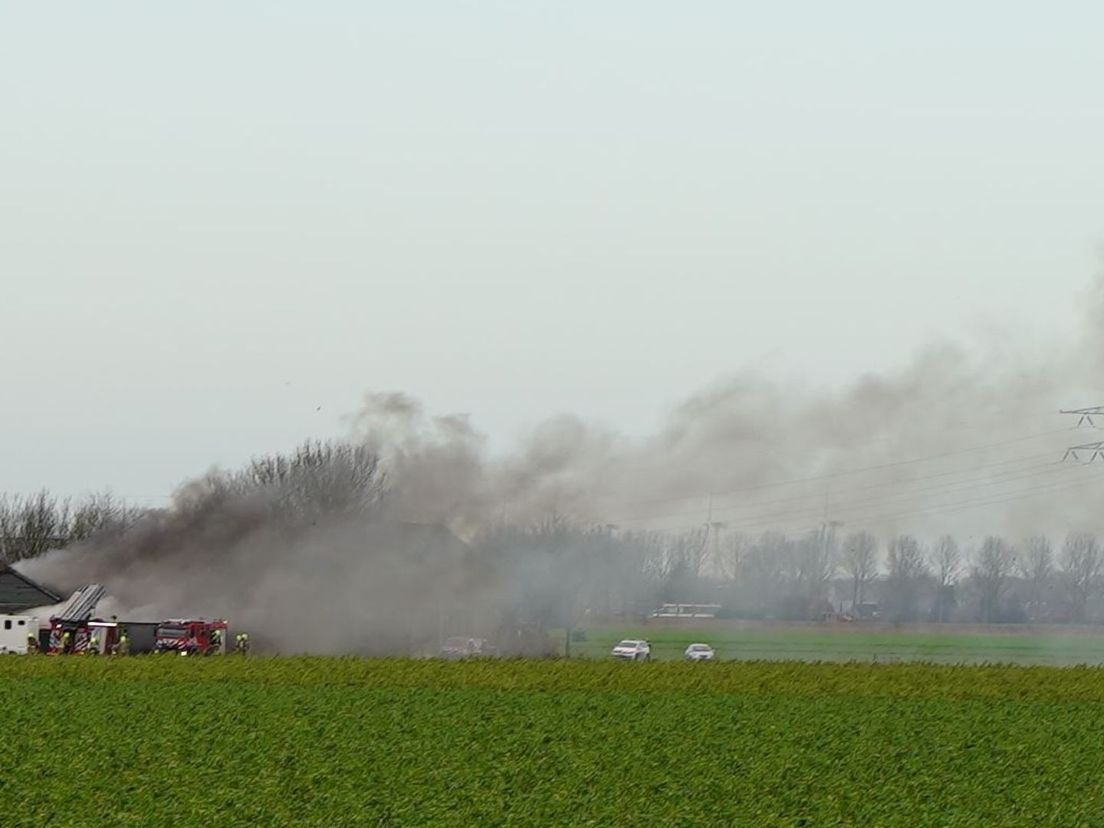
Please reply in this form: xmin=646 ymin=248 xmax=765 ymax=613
xmin=570 ymin=625 xmax=1104 ymax=665
xmin=2 ymin=658 xmax=1103 ymax=826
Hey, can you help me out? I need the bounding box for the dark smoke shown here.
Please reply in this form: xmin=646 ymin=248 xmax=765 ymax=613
xmin=17 ymin=274 xmax=1104 ymax=651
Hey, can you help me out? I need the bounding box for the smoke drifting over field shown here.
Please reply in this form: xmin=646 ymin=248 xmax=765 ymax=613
xmin=17 ymin=276 xmax=1104 ymax=651
xmin=348 ymin=281 xmax=1103 ymax=542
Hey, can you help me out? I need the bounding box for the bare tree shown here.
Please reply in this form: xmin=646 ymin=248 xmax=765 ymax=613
xmin=930 ymin=535 xmax=961 ymax=623
xmin=658 ymin=528 xmax=710 ymax=602
xmin=675 ymin=528 xmax=711 ymax=580
xmin=739 ymin=531 xmax=791 ymax=617
xmin=0 ymin=490 xmax=69 ymax=562
xmin=972 ymin=536 xmax=1016 ymax=623
xmin=1060 ymin=532 xmax=1102 ymax=623
xmin=841 ymin=531 xmax=878 ymax=611
xmin=572 ymin=528 xmax=666 ymax=618
xmin=797 ymin=524 xmax=838 ymax=610
xmin=885 ymin=535 xmax=928 ymax=622
xmin=475 ymin=516 xmax=597 ymax=649
xmin=68 ymin=492 xmax=146 ymax=542
xmin=0 ymin=489 xmax=152 ymax=563
xmin=717 ymin=532 xmax=750 ymax=583
xmin=227 ymin=440 xmax=388 ymax=521
xmin=1019 ymin=535 xmax=1053 ymax=622
xmin=638 ymin=530 xmax=671 ymax=584
xmin=0 ymin=495 xmax=17 ymax=562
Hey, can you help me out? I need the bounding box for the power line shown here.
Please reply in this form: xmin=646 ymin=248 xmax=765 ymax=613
xmin=703 ymin=459 xmax=1073 ymax=529
xmin=741 ymin=466 xmax=1104 ymax=535
xmin=604 ymin=411 xmax=1066 ymax=475
xmin=844 ymin=467 xmax=1104 ymax=531
xmin=594 ymin=427 xmax=1070 ymax=511
xmin=615 ymin=463 xmax=1104 ymax=536
xmin=606 ymin=452 xmax=1056 ymax=525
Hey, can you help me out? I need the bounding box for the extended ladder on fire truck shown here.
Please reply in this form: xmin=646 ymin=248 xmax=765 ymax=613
xmin=48 ymin=584 xmax=106 ymax=654
xmin=53 ymin=584 xmax=106 ymax=623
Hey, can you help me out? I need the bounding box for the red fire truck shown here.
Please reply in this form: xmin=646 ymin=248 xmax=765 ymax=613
xmin=155 ymin=619 xmax=228 ymax=656
xmin=48 ymin=584 xmax=106 ymax=655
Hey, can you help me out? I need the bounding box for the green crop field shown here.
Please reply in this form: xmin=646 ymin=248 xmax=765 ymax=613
xmin=3 ymin=657 xmax=1104 ymax=826
xmin=567 ymin=624 xmax=1104 ymax=665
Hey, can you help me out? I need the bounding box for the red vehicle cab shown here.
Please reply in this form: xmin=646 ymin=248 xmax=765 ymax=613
xmin=155 ymin=619 xmax=228 ymax=656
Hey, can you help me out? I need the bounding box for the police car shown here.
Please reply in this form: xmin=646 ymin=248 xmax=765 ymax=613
xmin=610 ymin=639 xmax=651 ymax=661
xmin=684 ymin=643 xmax=715 ymax=661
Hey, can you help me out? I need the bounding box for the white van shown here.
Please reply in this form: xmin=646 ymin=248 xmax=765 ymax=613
xmin=0 ymin=615 xmax=39 ymax=654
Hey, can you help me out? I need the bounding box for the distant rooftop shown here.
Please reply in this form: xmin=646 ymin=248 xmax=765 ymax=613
xmin=0 ymin=565 xmax=61 ymax=614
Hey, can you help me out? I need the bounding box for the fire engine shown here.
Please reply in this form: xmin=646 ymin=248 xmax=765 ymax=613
xmin=48 ymin=584 xmax=106 ymax=654
xmin=155 ymin=619 xmax=228 ymax=655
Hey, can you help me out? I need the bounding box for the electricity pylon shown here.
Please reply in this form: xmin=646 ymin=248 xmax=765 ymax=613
xmin=1061 ymin=405 xmax=1104 ymax=461
xmin=1060 ymin=406 xmax=1104 ymax=428
xmin=1063 ymin=441 xmax=1104 ymax=464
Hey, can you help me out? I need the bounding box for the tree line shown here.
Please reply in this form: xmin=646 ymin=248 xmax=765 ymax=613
xmin=4 ymin=440 xmax=1104 ymax=627
xmin=669 ymin=527 xmax=1104 ymax=625
xmin=461 ymin=522 xmax=1104 ymax=628
xmin=0 ymin=441 xmax=387 ymax=565
xmin=0 ymin=490 xmax=143 ymax=563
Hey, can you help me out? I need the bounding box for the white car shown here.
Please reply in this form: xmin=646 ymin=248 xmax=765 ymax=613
xmin=440 ymin=636 xmax=494 ymax=660
xmin=684 ymin=643 xmax=715 ymax=661
xmin=611 ymin=639 xmax=651 ymax=661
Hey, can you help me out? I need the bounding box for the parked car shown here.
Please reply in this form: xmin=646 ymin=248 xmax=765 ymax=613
xmin=611 ymin=639 xmax=651 ymax=661
xmin=440 ymin=636 xmax=494 ymax=660
xmin=684 ymin=643 xmax=715 ymax=661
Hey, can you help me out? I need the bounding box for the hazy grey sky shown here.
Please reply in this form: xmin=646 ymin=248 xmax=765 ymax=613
xmin=3 ymin=3 xmax=1102 ymax=503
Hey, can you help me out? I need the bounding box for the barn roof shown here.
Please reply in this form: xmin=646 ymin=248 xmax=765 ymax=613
xmin=0 ymin=565 xmax=62 ymax=614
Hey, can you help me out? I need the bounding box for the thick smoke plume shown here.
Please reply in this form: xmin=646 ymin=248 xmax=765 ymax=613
xmin=17 ymin=274 xmax=1104 ymax=651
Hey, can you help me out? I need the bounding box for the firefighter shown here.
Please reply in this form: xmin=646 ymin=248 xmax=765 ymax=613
xmin=61 ymin=630 xmax=72 ymax=654
xmin=26 ymin=633 xmax=38 ymax=654
xmin=210 ymin=628 xmax=223 ymax=654
xmin=235 ymin=633 xmax=250 ymax=655
xmin=117 ymin=632 xmax=130 ymax=657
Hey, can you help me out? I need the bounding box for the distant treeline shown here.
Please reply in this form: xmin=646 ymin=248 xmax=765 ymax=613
xmin=0 ymin=490 xmax=143 ymax=562
xmin=694 ymin=528 xmax=1104 ymax=626
xmin=0 ymin=442 xmax=387 ymax=562
xmin=4 ymin=441 xmax=1104 ymax=628
xmin=478 ymin=523 xmax=1104 ymax=627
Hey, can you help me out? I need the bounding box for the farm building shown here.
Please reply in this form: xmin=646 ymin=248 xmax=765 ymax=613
xmin=651 ymin=603 xmax=722 ymax=619
xmin=0 ymin=565 xmax=61 ymax=614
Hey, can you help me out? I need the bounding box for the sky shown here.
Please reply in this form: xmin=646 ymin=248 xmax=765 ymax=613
xmin=2 ymin=2 xmax=1103 ymax=504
